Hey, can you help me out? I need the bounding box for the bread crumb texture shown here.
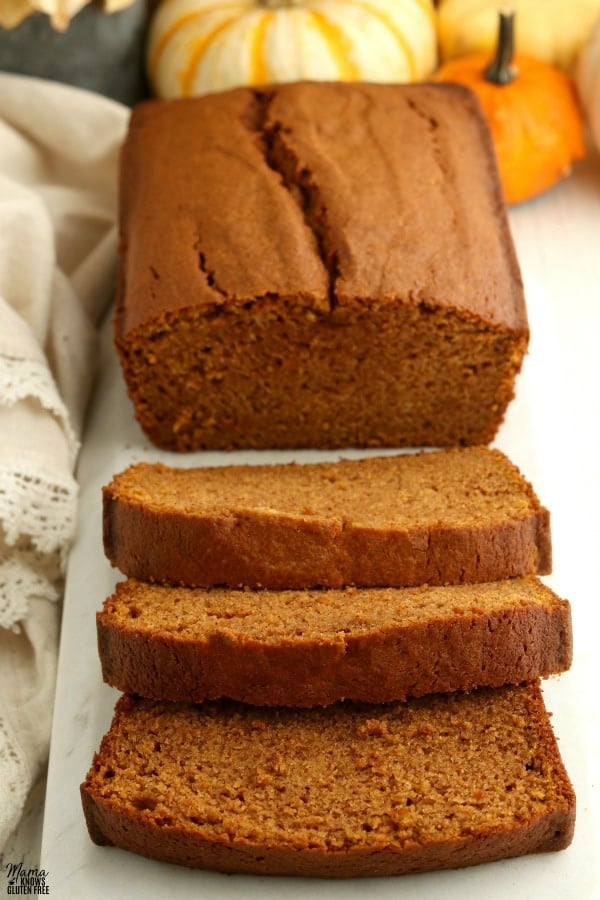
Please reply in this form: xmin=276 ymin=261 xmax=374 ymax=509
xmin=108 ymin=448 xmax=538 ymax=525
xmin=81 ymin=684 xmax=575 ymax=876
xmin=104 ymin=576 xmax=562 ymax=641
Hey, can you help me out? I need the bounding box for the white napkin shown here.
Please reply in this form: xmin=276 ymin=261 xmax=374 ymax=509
xmin=0 ymin=73 xmax=128 ymax=850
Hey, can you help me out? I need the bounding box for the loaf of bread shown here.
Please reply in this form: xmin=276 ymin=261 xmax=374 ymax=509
xmin=81 ymin=682 xmax=575 ymax=877
xmin=117 ymin=81 xmax=527 ymax=451
xmin=103 ymin=448 xmax=551 ymax=589
xmin=97 ymin=576 xmax=572 ymax=706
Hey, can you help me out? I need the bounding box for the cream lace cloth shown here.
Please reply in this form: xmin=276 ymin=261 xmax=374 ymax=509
xmin=0 ymin=74 xmax=127 ymax=850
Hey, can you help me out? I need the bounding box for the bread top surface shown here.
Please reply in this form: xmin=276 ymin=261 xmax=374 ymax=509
xmin=83 ymin=683 xmax=573 ymax=852
xmin=118 ymin=81 xmax=526 ymax=338
xmin=105 ymin=448 xmax=544 ymax=528
xmin=103 ymin=576 xmax=565 ymax=644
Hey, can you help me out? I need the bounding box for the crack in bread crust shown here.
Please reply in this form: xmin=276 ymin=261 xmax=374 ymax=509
xmin=239 ymin=89 xmax=340 ymax=313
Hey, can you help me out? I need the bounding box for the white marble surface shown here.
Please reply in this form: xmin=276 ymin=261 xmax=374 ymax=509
xmin=39 ymin=155 xmax=600 ymax=898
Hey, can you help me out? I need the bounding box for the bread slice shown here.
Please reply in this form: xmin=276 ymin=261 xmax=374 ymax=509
xmin=103 ymin=448 xmax=551 ymax=589
xmin=97 ymin=576 xmax=571 ymax=706
xmin=81 ymin=683 xmax=575 ymax=878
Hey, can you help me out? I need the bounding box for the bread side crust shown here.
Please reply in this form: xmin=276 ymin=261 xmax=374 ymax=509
xmin=103 ymin=489 xmax=551 ymax=589
xmin=80 ymin=789 xmax=574 ymax=878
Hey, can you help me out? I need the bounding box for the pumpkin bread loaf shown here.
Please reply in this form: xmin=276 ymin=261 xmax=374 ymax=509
xmin=81 ymin=683 xmax=575 ymax=877
xmin=97 ymin=576 xmax=572 ymax=706
xmin=117 ymin=80 xmax=527 ymax=451
xmin=103 ymin=448 xmax=551 ymax=589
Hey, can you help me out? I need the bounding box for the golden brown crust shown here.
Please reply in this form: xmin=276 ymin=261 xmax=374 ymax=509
xmin=103 ymin=499 xmax=551 ymax=589
xmin=118 ymin=83 xmax=525 ymax=334
xmin=116 ymin=81 xmax=528 ymax=452
xmin=102 ymin=450 xmax=552 ymax=590
xmin=97 ymin=578 xmax=572 ymax=706
xmin=80 ymin=792 xmax=574 ymax=877
xmin=80 ymin=685 xmax=575 ymax=877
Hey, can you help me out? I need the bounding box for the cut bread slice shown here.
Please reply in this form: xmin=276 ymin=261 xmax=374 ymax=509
xmin=103 ymin=448 xmax=551 ymax=589
xmin=81 ymin=683 xmax=575 ymax=878
xmin=97 ymin=576 xmax=572 ymax=706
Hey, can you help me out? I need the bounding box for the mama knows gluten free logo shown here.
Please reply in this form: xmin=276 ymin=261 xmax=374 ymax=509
xmin=4 ymin=861 xmax=50 ymax=895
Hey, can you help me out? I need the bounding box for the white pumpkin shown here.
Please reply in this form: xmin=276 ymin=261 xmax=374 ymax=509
xmin=438 ymin=0 xmax=600 ymax=72
xmin=577 ymin=17 xmax=600 ymax=148
xmin=147 ymin=0 xmax=437 ymax=99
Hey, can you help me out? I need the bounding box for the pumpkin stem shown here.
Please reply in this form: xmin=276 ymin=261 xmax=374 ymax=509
xmin=485 ymin=11 xmax=516 ymax=85
xmin=260 ymin=0 xmax=301 ymax=7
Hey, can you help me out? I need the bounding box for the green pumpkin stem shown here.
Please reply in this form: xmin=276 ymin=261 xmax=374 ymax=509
xmin=485 ymin=11 xmax=516 ymax=85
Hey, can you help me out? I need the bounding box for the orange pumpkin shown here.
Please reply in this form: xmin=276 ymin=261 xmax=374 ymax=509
xmin=437 ymin=12 xmax=586 ymax=205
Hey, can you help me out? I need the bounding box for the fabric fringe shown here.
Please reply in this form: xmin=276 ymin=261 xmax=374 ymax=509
xmin=0 ymin=355 xmax=78 ymax=465
xmin=0 ymin=707 xmax=30 ymax=851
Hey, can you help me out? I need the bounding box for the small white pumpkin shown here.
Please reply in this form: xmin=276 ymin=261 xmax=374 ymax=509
xmin=147 ymin=0 xmax=437 ymax=99
xmin=577 ymin=17 xmax=600 ymax=148
xmin=438 ymin=0 xmax=600 ymax=72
